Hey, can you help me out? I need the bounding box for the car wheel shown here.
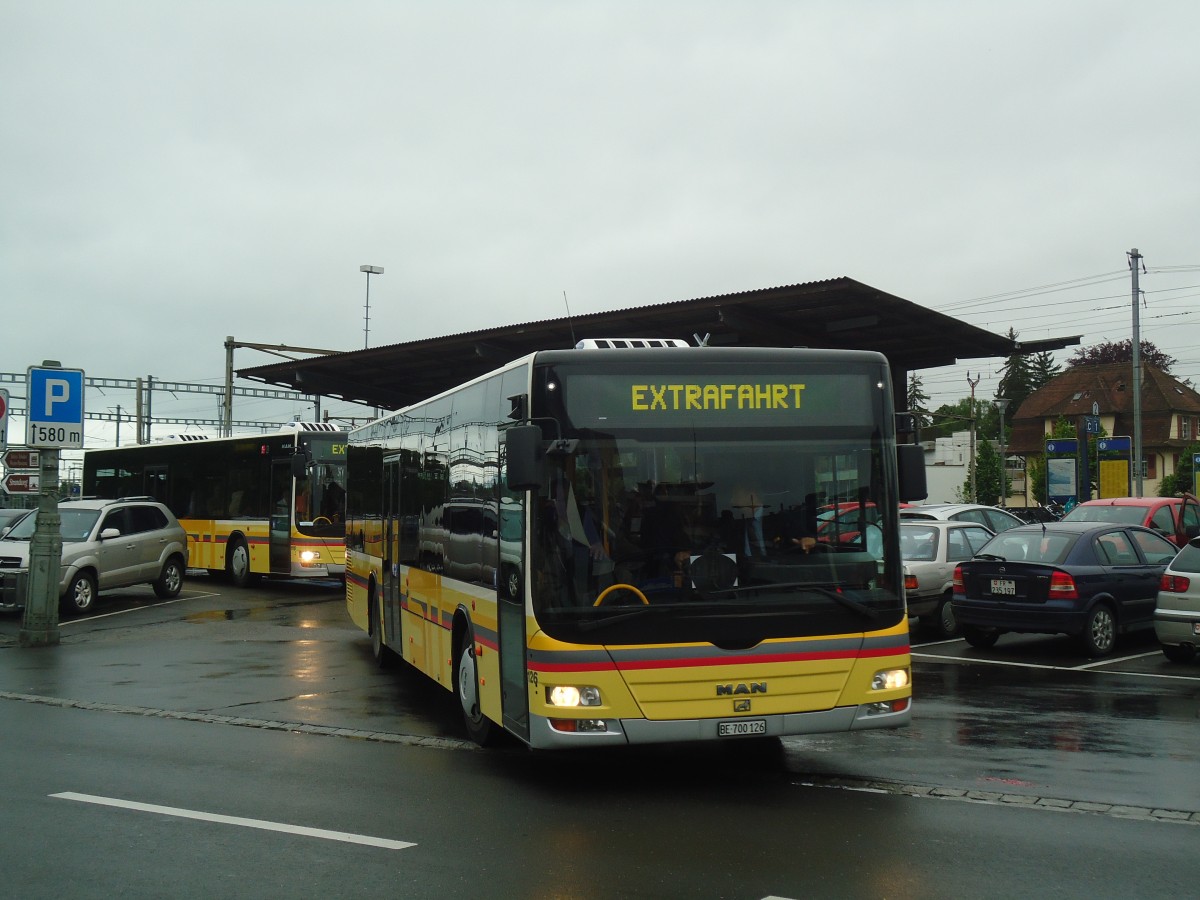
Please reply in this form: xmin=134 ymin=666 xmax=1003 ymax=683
xmin=931 ymin=592 xmax=958 ymax=639
xmin=962 ymin=626 xmax=999 ymax=649
xmin=225 ymin=537 xmax=253 ymax=587
xmin=153 ymin=556 xmax=185 ymax=599
xmin=456 ymin=633 xmax=496 ymax=746
xmin=1080 ymin=603 xmax=1116 ymax=656
xmin=60 ymin=571 xmax=97 ymax=616
xmin=1160 ymin=642 xmax=1195 ymax=663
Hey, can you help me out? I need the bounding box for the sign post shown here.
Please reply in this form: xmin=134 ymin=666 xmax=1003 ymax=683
xmin=19 ymin=362 xmax=85 ymax=648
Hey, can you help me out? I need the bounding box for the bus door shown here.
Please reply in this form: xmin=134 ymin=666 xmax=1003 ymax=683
xmin=497 ymin=486 xmax=529 ymax=740
xmin=382 ymin=460 xmax=401 ymax=638
xmin=269 ymin=460 xmax=292 ymax=574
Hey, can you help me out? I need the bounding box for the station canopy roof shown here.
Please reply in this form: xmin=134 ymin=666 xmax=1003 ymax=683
xmin=238 ymin=277 xmax=1079 ymax=412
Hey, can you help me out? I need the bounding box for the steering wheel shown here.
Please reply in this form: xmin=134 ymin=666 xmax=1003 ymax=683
xmin=593 ymin=583 xmax=650 ymax=607
xmin=312 ymin=516 xmax=332 ymax=525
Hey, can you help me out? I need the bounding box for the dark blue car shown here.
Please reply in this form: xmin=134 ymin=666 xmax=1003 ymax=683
xmin=952 ymin=521 xmax=1178 ymax=656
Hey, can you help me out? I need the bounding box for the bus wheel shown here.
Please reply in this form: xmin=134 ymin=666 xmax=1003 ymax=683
xmin=456 ymin=636 xmax=496 ymax=746
xmin=226 ymin=538 xmax=253 ymax=588
xmin=370 ymin=597 xmax=396 ymax=668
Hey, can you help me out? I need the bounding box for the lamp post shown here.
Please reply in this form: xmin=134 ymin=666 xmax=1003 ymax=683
xmin=994 ymin=397 xmax=1010 ymax=507
xmin=359 ymin=265 xmax=384 ymax=349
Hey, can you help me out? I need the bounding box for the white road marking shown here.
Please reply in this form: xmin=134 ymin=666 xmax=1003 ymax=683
xmin=51 ymin=792 xmax=416 ymax=850
xmin=912 ymin=650 xmax=1198 ymax=681
xmin=59 ymin=592 xmax=217 ymax=624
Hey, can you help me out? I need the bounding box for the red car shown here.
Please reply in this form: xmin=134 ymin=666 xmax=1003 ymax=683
xmin=1061 ymin=496 xmax=1200 ymax=547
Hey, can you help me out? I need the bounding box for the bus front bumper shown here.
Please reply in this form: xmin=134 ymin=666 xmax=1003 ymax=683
xmin=526 ymin=699 xmax=911 ymax=749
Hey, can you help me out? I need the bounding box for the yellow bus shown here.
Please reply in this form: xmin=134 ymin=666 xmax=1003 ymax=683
xmin=345 ymin=343 xmax=925 ymax=748
xmin=83 ymin=423 xmax=348 ymax=585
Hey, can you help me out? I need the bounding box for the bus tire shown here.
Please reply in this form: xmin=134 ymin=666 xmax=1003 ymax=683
xmin=226 ymin=537 xmax=254 ymax=588
xmin=153 ymin=555 xmax=186 ymax=599
xmin=369 ymin=593 xmax=396 ymax=668
xmin=456 ymin=634 xmax=496 ymax=747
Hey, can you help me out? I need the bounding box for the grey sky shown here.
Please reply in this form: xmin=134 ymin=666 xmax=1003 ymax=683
xmin=3 ymin=0 xmax=1198 ymax=447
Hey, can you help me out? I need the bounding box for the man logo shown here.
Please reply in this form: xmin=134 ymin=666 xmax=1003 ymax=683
xmin=716 ymin=682 xmax=766 ymax=696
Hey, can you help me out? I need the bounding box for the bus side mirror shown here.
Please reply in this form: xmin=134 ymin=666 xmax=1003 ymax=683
xmin=291 ymin=453 xmax=310 ymax=478
xmin=897 ymin=444 xmax=927 ymax=503
xmin=506 ymin=425 xmax=544 ymax=492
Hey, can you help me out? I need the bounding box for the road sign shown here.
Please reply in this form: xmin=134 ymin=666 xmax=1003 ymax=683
xmin=2 ymin=473 xmax=39 ymax=494
xmin=0 ymin=388 xmax=8 ymax=450
xmin=2 ymin=448 xmax=40 ymax=470
xmin=26 ymin=365 xmax=85 ymax=449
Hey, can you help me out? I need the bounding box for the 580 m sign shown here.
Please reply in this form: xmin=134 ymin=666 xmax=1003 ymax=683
xmin=29 ymin=423 xmax=83 ymax=446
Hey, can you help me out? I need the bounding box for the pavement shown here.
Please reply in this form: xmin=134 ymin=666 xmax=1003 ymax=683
xmin=3 ymin=577 xmax=1199 ymax=826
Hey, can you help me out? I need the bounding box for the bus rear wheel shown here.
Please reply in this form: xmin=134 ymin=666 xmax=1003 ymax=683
xmin=456 ymin=635 xmax=496 ymax=746
xmin=225 ymin=537 xmax=254 ymax=588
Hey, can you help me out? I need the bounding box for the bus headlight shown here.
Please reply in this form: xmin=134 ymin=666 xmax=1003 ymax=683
xmin=547 ymin=685 xmax=602 ymax=707
xmin=299 ymin=550 xmax=318 ymax=564
xmin=871 ymin=668 xmax=910 ymax=691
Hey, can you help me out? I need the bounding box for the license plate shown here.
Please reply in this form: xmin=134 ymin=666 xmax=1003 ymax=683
xmin=718 ymin=719 xmax=767 ymax=737
xmin=990 ymin=578 xmax=1016 ymax=596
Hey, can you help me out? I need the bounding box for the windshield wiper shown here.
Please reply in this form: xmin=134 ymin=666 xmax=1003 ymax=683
xmin=974 ymin=553 xmax=1007 ymax=562
xmin=701 ymin=581 xmax=878 ymax=621
xmin=575 ymin=605 xmax=666 ymax=632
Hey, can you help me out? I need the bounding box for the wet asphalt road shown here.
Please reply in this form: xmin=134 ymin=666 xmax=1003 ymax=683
xmin=1 ymin=574 xmax=1198 ymax=820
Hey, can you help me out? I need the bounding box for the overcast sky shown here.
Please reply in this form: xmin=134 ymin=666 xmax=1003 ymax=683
xmin=3 ymin=0 xmax=1199 ymax=452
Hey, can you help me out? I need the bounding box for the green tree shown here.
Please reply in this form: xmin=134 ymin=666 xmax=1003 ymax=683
xmin=907 ymin=372 xmax=931 ymax=433
xmin=996 ymin=327 xmax=1034 ymax=427
xmin=965 ymin=438 xmax=1005 ymax=505
xmin=1159 ymin=442 xmax=1200 ymax=497
xmin=925 ymin=397 xmax=998 ymax=443
xmin=1029 ymin=350 xmax=1062 ymax=390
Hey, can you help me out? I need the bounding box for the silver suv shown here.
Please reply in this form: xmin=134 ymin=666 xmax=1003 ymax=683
xmin=0 ymin=497 xmax=188 ymax=615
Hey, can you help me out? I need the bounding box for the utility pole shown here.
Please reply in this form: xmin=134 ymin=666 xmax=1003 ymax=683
xmin=967 ymin=371 xmax=980 ymax=503
xmin=1130 ymin=248 xmax=1144 ymax=497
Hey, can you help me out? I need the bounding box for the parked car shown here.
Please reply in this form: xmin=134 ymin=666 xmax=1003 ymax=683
xmin=1154 ymin=536 xmax=1200 ymax=663
xmin=0 ymin=508 xmax=31 ymax=532
xmin=900 ymin=502 xmax=1025 ymax=534
xmin=1060 ymin=495 xmax=1200 ymax=547
xmin=0 ymin=497 xmax=188 ymax=616
xmin=952 ymin=521 xmax=1178 ymax=656
xmin=901 ymin=521 xmax=994 ymax=638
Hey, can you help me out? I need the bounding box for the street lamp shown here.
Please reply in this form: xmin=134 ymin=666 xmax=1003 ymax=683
xmin=994 ymin=398 xmax=1010 ymax=507
xmin=359 ymin=265 xmax=384 ymax=349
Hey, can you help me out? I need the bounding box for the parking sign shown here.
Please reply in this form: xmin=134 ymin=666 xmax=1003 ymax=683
xmin=26 ymin=365 xmax=85 ymax=449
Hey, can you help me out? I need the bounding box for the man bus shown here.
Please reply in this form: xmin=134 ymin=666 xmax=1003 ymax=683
xmin=345 ymin=341 xmax=925 ymax=748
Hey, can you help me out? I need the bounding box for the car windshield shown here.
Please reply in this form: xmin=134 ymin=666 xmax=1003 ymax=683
xmin=2 ymin=507 xmax=101 ymax=542
xmin=1062 ymin=505 xmax=1150 ymax=525
xmin=900 ymin=525 xmax=939 ymax=561
xmin=979 ymin=530 xmax=1076 ymax=564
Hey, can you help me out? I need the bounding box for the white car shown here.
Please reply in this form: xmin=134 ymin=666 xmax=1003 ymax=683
xmin=0 ymin=497 xmax=188 ymax=616
xmin=901 ymin=520 xmax=994 ymax=638
xmin=900 ymin=503 xmax=1024 ymax=534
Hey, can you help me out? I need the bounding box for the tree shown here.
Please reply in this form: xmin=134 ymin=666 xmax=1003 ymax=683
xmin=1068 ymin=339 xmax=1175 ymax=372
xmin=1158 ymin=442 xmax=1200 ymax=497
xmin=1029 ymin=351 xmax=1062 ymax=390
xmin=996 ymin=327 xmax=1034 ymax=425
xmin=907 ymin=373 xmax=932 ymax=433
xmin=924 ymin=397 xmax=997 ymax=442
xmin=964 ymin=438 xmax=1005 ymax=505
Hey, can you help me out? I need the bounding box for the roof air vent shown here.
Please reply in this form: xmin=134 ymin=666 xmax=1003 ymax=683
xmin=574 ymin=338 xmax=689 ymax=350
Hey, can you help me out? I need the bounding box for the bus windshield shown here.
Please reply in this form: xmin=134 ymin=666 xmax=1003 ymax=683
xmin=529 ymin=432 xmax=901 ymax=647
